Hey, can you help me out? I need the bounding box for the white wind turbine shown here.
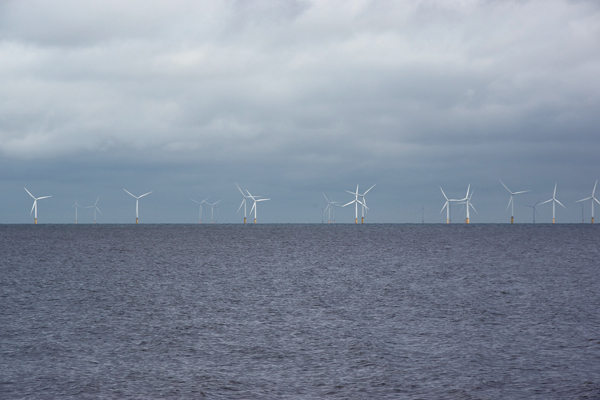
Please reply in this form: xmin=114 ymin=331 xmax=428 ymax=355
xmin=576 ymin=180 xmax=599 ymax=224
xmin=236 ymin=183 xmax=252 ymax=224
xmin=190 ymin=197 xmax=209 ymax=224
xmin=89 ymin=196 xmax=102 ymax=224
xmin=24 ymin=188 xmax=51 ymax=224
xmin=123 ymin=189 xmax=152 ymax=224
xmin=343 ymin=185 xmax=364 ymax=224
xmin=207 ymin=200 xmax=221 ymax=223
xmin=456 ymin=184 xmax=477 ymax=224
xmin=72 ymin=198 xmax=83 ymax=224
xmin=540 ymin=183 xmax=566 ymax=223
xmin=323 ymin=193 xmax=342 ymax=223
xmin=247 ymin=190 xmax=270 ymax=224
xmin=357 ymin=184 xmax=376 ymax=224
xmin=439 ymin=187 xmax=459 ymax=224
xmin=500 ymin=180 xmax=531 ymax=224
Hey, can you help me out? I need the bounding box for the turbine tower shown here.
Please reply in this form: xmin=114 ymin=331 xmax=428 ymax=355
xmin=123 ymin=189 xmax=152 ymax=224
xmin=343 ymin=185 xmax=363 ymax=224
xmin=540 ymin=183 xmax=566 ymax=223
xmin=323 ymin=193 xmax=342 ymax=223
xmin=439 ymin=187 xmax=459 ymax=224
xmin=72 ymin=198 xmax=83 ymax=224
xmin=247 ymin=190 xmax=269 ymax=224
xmin=190 ymin=197 xmax=209 ymax=224
xmin=236 ymin=183 xmax=251 ymax=224
xmin=576 ymin=180 xmax=599 ymax=223
xmin=24 ymin=188 xmax=51 ymax=224
xmin=500 ymin=180 xmax=531 ymax=224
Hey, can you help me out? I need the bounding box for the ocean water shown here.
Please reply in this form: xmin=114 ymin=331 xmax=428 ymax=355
xmin=1 ymin=224 xmax=599 ymax=399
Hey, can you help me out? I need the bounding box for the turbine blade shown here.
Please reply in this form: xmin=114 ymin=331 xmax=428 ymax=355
xmin=513 ymin=190 xmax=531 ymax=195
xmin=342 ymin=200 xmax=355 ymax=207
xmin=499 ymin=180 xmax=511 ymax=194
xmin=506 ymin=197 xmax=513 ymax=212
xmin=237 ymin=199 xmax=245 ymax=213
xmin=576 ymin=197 xmax=592 ymax=203
xmin=123 ymin=189 xmax=136 ymax=198
xmin=95 ymin=196 xmax=100 ymax=206
xmin=539 ymin=199 xmax=552 ymax=205
xmin=440 ymin=202 xmax=447 ymax=214
xmin=139 ymin=192 xmax=152 ymax=198
xmin=24 ymin=188 xmax=35 ymax=199
xmin=236 ymin=183 xmax=245 ymax=196
xmin=470 ymin=203 xmax=478 ymax=214
xmin=555 ymin=199 xmax=567 ymax=209
xmin=553 ymin=183 xmax=557 ymax=198
xmin=30 ymin=201 xmax=36 ymax=215
xmin=96 ymin=207 xmax=102 ymax=215
xmin=593 ymin=180 xmax=598 ymax=197
xmin=594 ymin=197 xmax=600 ymax=205
xmin=363 ymin=184 xmax=376 ymax=195
xmin=37 ymin=196 xmax=51 ymax=200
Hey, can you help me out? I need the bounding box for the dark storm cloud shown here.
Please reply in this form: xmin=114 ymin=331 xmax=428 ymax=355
xmin=1 ymin=0 xmax=599 ymax=223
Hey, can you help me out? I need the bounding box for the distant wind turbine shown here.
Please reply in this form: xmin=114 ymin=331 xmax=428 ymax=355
xmin=576 ymin=180 xmax=599 ymax=224
xmin=500 ymin=180 xmax=531 ymax=224
xmin=207 ymin=200 xmax=221 ymax=223
xmin=24 ymin=188 xmax=51 ymax=224
xmin=523 ymin=199 xmax=542 ymax=223
xmin=419 ymin=204 xmax=425 ymax=224
xmin=323 ymin=193 xmax=342 ymax=223
xmin=72 ymin=198 xmax=83 ymax=224
xmin=236 ymin=183 xmax=251 ymax=224
xmin=89 ymin=196 xmax=102 ymax=224
xmin=457 ymin=184 xmax=477 ymax=224
xmin=190 ymin=197 xmax=209 ymax=224
xmin=123 ymin=189 xmax=152 ymax=224
xmin=439 ymin=187 xmax=459 ymax=224
xmin=343 ymin=185 xmax=364 ymax=224
xmin=247 ymin=190 xmax=269 ymax=224
xmin=540 ymin=183 xmax=566 ymax=223
xmin=357 ymin=184 xmax=376 ymax=224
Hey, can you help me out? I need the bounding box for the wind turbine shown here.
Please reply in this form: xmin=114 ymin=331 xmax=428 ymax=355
xmin=72 ymin=199 xmax=83 ymax=224
xmin=236 ymin=183 xmax=252 ymax=224
xmin=343 ymin=185 xmax=364 ymax=224
xmin=419 ymin=204 xmax=425 ymax=224
xmin=123 ymin=189 xmax=152 ymax=224
xmin=89 ymin=196 xmax=102 ymax=224
xmin=576 ymin=180 xmax=599 ymax=223
xmin=323 ymin=193 xmax=342 ymax=223
xmin=207 ymin=200 xmax=221 ymax=223
xmin=24 ymin=188 xmax=51 ymax=224
xmin=500 ymin=180 xmax=531 ymax=224
xmin=456 ymin=184 xmax=477 ymax=224
xmin=247 ymin=190 xmax=269 ymax=224
xmin=439 ymin=186 xmax=459 ymax=224
xmin=540 ymin=183 xmax=566 ymax=223
xmin=190 ymin=197 xmax=209 ymax=224
xmin=523 ymin=199 xmax=541 ymax=223
xmin=357 ymin=184 xmax=376 ymax=224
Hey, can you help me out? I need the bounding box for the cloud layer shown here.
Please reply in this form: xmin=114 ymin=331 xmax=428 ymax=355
xmin=1 ymin=0 xmax=599 ymax=223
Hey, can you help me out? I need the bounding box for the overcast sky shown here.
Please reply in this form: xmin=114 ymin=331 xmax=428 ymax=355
xmin=1 ymin=0 xmax=599 ymax=223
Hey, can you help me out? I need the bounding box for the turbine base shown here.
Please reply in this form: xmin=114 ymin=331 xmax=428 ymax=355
xmin=511 ymin=216 xmax=514 ymax=224
xmin=466 ymin=218 xmax=470 ymax=224
xmin=34 ymin=218 xmax=37 ymax=225
xmin=592 ymin=217 xmax=595 ymax=224
xmin=553 ymin=218 xmax=555 ymax=224
xmin=136 ymin=218 xmax=138 ymax=224
xmin=244 ymin=217 xmax=246 ymax=224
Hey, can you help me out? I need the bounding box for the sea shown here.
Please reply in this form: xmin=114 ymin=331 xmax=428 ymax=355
xmin=1 ymin=224 xmax=599 ymax=399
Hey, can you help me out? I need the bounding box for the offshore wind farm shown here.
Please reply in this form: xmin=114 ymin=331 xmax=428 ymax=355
xmin=4 ymin=180 xmax=600 ymax=224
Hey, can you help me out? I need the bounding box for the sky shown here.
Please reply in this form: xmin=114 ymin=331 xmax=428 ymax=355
xmin=1 ymin=0 xmax=599 ymax=224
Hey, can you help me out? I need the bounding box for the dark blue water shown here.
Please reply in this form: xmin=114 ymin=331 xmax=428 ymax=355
xmin=1 ymin=224 xmax=599 ymax=399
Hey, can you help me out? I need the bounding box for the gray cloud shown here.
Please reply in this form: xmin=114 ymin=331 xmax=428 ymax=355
xmin=1 ymin=0 xmax=599 ymax=223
